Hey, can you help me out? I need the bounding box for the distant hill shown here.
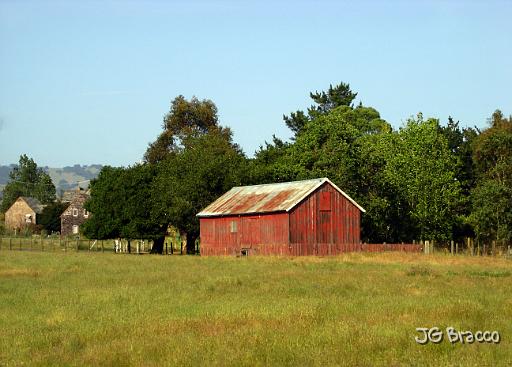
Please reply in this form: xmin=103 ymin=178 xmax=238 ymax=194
xmin=0 ymin=164 xmax=104 ymax=199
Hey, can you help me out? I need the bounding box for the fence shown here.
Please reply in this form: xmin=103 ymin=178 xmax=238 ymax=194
xmin=361 ymin=243 xmax=423 ymax=253
xmin=1 ymin=236 xmax=510 ymax=257
xmin=0 ymin=237 xmax=115 ymax=253
xmin=417 ymin=239 xmax=512 ymax=257
xmin=0 ymin=237 xmax=195 ymax=255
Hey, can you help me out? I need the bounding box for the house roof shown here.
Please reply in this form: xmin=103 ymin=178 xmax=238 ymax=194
xmin=60 ymin=191 xmax=90 ymax=218
xmin=60 ymin=188 xmax=91 ymax=203
xmin=197 ymin=178 xmax=365 ymax=217
xmin=19 ymin=197 xmax=44 ymax=214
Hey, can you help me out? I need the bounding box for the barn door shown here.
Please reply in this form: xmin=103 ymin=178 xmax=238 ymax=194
xmin=241 ymin=216 xmax=261 ymax=249
xmin=317 ymin=191 xmax=333 ymax=254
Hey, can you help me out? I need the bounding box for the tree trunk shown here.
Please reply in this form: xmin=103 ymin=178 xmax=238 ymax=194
xmin=186 ymin=234 xmax=198 ymax=254
xmin=127 ymin=239 xmax=131 ymax=254
xmin=151 ymin=236 xmax=165 ymax=254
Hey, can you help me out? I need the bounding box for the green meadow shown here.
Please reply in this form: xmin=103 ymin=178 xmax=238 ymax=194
xmin=0 ymin=251 xmax=511 ymax=366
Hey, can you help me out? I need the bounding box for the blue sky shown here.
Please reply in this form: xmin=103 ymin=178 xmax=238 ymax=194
xmin=1 ymin=0 xmax=511 ymax=167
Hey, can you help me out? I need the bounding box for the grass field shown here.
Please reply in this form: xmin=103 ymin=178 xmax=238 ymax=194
xmin=0 ymin=251 xmax=511 ymax=366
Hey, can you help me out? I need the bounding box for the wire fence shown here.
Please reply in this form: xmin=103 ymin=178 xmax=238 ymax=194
xmin=0 ymin=237 xmax=114 ymax=253
xmin=0 ymin=237 xmax=197 ymax=255
xmin=0 ymin=236 xmax=510 ymax=257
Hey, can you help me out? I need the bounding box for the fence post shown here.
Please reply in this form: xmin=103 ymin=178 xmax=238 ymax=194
xmin=76 ymin=239 xmax=79 ymax=252
xmin=101 ymin=240 xmax=104 ymax=253
xmin=450 ymin=240 xmax=454 ymax=255
xmin=9 ymin=237 xmax=12 ymax=250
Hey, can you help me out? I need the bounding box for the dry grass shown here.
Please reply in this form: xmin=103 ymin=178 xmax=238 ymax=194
xmin=0 ymin=251 xmax=511 ymax=366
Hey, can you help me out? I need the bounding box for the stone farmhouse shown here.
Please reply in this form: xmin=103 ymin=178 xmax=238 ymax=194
xmin=5 ymin=197 xmax=45 ymax=231
xmin=60 ymin=190 xmax=90 ymax=236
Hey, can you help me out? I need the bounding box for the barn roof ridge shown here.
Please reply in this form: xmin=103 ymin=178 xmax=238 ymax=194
xmin=197 ymin=177 xmax=365 ymax=217
xmin=229 ymin=177 xmax=326 ymax=189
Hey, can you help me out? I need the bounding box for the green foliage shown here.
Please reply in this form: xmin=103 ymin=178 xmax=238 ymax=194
xmin=249 ymin=136 xmax=296 ymax=184
xmin=382 ymin=115 xmax=462 ymax=241
xmin=283 ymin=82 xmax=358 ymax=136
xmin=437 ymin=117 xmax=479 ymax=240
xmin=144 ymin=95 xmax=221 ymax=163
xmin=82 ymin=165 xmax=163 ymax=241
xmin=1 ymin=155 xmax=56 ymax=212
xmin=152 ymin=129 xmax=247 ymax=251
xmin=38 ymin=201 xmax=68 ymax=233
xmin=469 ymin=110 xmax=512 ymax=244
xmin=469 ymin=179 xmax=512 ymax=244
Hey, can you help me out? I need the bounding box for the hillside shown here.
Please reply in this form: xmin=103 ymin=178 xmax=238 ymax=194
xmin=0 ymin=164 xmax=103 ymax=199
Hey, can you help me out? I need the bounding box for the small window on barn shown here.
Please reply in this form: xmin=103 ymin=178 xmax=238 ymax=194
xmin=230 ymin=221 xmax=238 ymax=233
xmin=72 ymin=208 xmax=79 ymax=217
xmin=320 ymin=192 xmax=332 ymax=211
xmin=72 ymin=225 xmax=79 ymax=234
xmin=25 ymin=214 xmax=32 ymax=223
xmin=84 ymin=209 xmax=89 ymax=218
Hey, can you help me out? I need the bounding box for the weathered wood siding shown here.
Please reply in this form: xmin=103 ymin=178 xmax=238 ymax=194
xmin=289 ymin=182 xmax=360 ymax=255
xmin=200 ymin=213 xmax=289 ymax=256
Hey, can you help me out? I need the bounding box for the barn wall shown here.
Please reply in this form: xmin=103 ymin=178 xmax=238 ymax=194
xmin=200 ymin=213 xmax=289 ymax=256
xmin=289 ymin=183 xmax=361 ymax=255
xmin=200 ymin=217 xmax=240 ymax=256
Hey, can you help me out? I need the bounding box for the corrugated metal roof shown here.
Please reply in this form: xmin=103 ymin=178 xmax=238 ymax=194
xmin=197 ymin=178 xmax=365 ymax=217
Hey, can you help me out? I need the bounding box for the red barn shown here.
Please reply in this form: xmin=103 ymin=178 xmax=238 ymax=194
xmin=197 ymin=178 xmax=365 ymax=256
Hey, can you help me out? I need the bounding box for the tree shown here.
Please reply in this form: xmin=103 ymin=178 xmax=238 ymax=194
xmin=248 ymin=136 xmax=296 ymax=185
xmin=82 ymin=166 xmax=125 ymax=240
xmin=39 ymin=201 xmax=68 ymax=233
xmin=469 ymin=110 xmax=512 ymax=245
xmin=152 ymin=129 xmax=246 ymax=253
xmin=437 ymin=117 xmax=479 ymax=241
xmin=144 ymin=95 xmax=221 ymax=163
xmin=283 ymin=82 xmax=358 ymax=136
xmin=382 ymin=115 xmax=462 ymax=241
xmin=438 ymin=117 xmax=479 ymax=196
xmin=1 ymin=154 xmax=56 ymax=212
xmin=82 ymin=164 xmax=165 ymax=251
xmin=357 ymin=132 xmax=415 ymax=243
xmin=469 ymin=179 xmax=512 ymax=245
